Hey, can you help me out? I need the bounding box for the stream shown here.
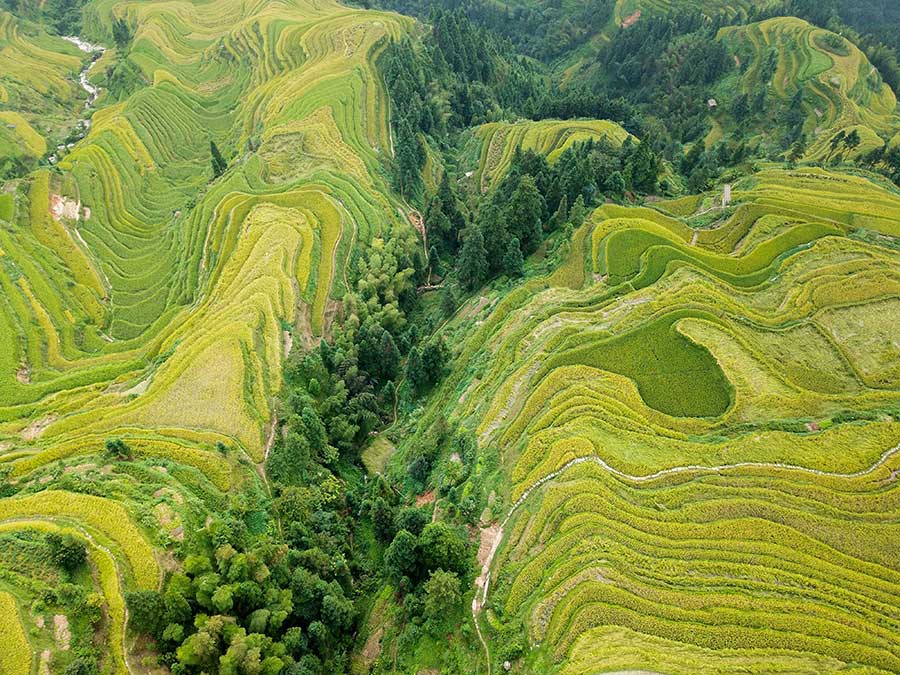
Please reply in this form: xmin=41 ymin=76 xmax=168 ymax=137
xmin=62 ymin=36 xmax=105 ymax=111
xmin=47 ymin=37 xmax=106 ymax=164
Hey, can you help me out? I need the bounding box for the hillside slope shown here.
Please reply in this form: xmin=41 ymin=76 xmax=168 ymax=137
xmin=714 ymin=17 xmax=899 ymax=159
xmin=0 ymin=0 xmax=413 ymax=670
xmin=411 ymin=166 xmax=900 ymax=673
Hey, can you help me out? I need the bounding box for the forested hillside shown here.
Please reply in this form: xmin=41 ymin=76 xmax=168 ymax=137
xmin=0 ymin=0 xmax=898 ymax=674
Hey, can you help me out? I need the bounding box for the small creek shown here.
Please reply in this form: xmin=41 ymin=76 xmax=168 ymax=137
xmin=62 ymin=36 xmax=105 ymax=111
xmin=48 ymin=37 xmax=106 ymax=164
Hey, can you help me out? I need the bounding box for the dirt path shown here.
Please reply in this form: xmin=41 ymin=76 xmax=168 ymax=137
xmin=471 ymin=441 xmax=900 ymax=672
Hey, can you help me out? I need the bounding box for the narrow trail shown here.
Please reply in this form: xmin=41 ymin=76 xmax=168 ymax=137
xmin=471 ymin=441 xmax=900 ymax=672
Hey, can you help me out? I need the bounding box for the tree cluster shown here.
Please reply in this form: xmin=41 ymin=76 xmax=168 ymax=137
xmin=594 ymin=10 xmax=732 ymax=145
xmin=458 ymin=137 xmax=656 ymax=290
xmin=0 ymin=0 xmax=86 ymax=35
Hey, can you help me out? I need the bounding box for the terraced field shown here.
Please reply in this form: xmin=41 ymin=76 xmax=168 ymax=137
xmin=717 ymin=17 xmax=899 ymax=159
xmin=422 ymin=166 xmax=900 ymax=672
xmin=468 ymin=119 xmax=633 ymax=192
xmin=0 ymin=0 xmax=413 ymax=667
xmin=612 ymin=0 xmax=780 ymax=25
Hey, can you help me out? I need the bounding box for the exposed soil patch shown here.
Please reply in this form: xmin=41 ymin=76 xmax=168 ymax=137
xmin=415 ymin=489 xmax=435 ymax=507
xmin=50 ymin=193 xmax=81 ymax=221
xmin=39 ymin=650 xmax=51 ymax=675
xmin=473 ymin=523 xmax=501 ymax=611
xmin=119 ymin=376 xmax=151 ymax=397
xmin=54 ymin=614 xmax=70 ymax=650
xmin=21 ymin=414 xmax=58 ymax=441
xmin=63 ymin=462 xmax=97 ymax=475
xmin=621 ymin=10 xmax=641 ymax=28
xmin=408 ymin=209 xmax=426 ymax=245
xmin=264 ymin=415 xmax=278 ymax=461
xmin=153 ymin=486 xmax=183 ymax=504
xmin=458 ymin=377 xmax=481 ymax=405
xmin=155 ymin=503 xmax=183 ymax=541
xmin=16 ymin=364 xmax=29 ymax=383
xmin=358 ymin=625 xmax=384 ymax=669
xmin=460 ymin=295 xmax=490 ymax=321
xmin=158 ymin=549 xmax=182 ymax=573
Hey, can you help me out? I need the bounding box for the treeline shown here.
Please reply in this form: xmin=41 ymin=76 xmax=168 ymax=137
xmin=0 ymin=0 xmax=86 ymax=34
xmin=369 ymin=0 xmax=614 ymax=61
xmin=594 ymin=10 xmax=732 ymax=144
xmin=380 ymin=9 xmax=642 ymax=198
xmin=380 ymin=9 xmax=542 ymax=196
xmin=402 ymin=136 xmax=659 ymax=298
xmin=451 ymin=137 xmax=658 ymax=290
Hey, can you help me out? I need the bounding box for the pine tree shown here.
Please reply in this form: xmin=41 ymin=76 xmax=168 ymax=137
xmin=425 ymin=198 xmax=453 ymax=256
xmin=378 ymin=330 xmax=400 ymax=382
xmin=506 ymin=175 xmax=544 ymax=254
xmin=210 ymin=141 xmax=227 ymax=178
xmin=438 ymin=172 xmax=466 ymax=245
xmin=553 ymin=194 xmax=569 ymax=228
xmin=606 ymin=171 xmax=626 ymax=199
xmin=569 ymin=195 xmax=588 ymax=226
xmin=458 ymin=225 xmax=488 ymax=291
xmin=501 ymin=235 xmax=524 ymax=277
xmin=477 ymin=200 xmax=510 ymax=270
xmin=626 ymin=141 xmax=658 ymax=194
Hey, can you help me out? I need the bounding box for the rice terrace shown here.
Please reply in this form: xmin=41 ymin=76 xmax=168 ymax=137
xmin=0 ymin=0 xmax=898 ymax=673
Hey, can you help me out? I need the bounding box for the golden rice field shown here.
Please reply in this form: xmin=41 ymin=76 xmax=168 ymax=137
xmin=0 ymin=0 xmax=415 ymax=667
xmin=421 ymin=166 xmax=900 ymax=672
xmin=0 ymin=590 xmax=31 ymax=675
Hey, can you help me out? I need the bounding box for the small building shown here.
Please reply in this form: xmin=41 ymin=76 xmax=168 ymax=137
xmin=707 ymin=98 xmax=718 ymax=109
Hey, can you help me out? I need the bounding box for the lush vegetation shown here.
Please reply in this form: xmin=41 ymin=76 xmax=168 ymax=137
xmin=2 ymin=0 xmax=899 ymax=673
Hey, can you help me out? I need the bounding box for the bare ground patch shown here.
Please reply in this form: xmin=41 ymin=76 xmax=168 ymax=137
xmin=621 ymin=10 xmax=641 ymax=28
xmin=415 ymin=489 xmax=435 ymax=507
xmin=53 ymin=614 xmax=70 ymax=650
xmin=21 ymin=414 xmax=58 ymax=441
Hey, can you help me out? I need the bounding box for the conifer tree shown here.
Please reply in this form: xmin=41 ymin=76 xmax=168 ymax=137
xmin=210 ymin=141 xmax=227 ymax=178
xmin=458 ymin=225 xmax=488 ymax=291
xmin=506 ymin=175 xmax=544 ymax=254
xmin=553 ymin=194 xmax=569 ymax=228
xmin=502 ymin=235 xmax=524 ymax=277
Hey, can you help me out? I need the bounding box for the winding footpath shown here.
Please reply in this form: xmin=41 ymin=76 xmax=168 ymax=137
xmin=471 ymin=441 xmax=900 ymax=672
